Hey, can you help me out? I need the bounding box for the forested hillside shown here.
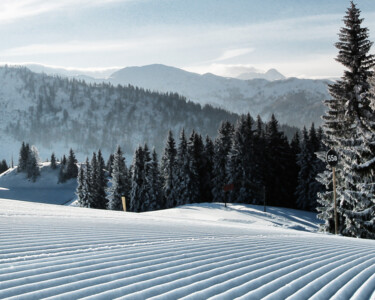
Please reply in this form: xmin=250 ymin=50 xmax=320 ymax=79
xmin=1 ymin=66 xmax=238 ymax=156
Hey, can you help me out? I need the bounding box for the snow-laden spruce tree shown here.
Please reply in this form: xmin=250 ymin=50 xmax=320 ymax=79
xmin=175 ymin=129 xmax=190 ymax=206
xmin=160 ymin=131 xmax=178 ymax=208
xmin=186 ymin=130 xmax=203 ymax=204
xmin=317 ymin=2 xmax=375 ymax=238
xmin=17 ymin=142 xmax=29 ymax=173
xmin=201 ymin=135 xmax=215 ymax=202
xmin=296 ymin=124 xmax=325 ymax=211
xmin=77 ymin=158 xmax=92 ymax=208
xmin=107 ymin=146 xmax=130 ymax=211
xmin=26 ymin=145 xmax=40 ymax=182
xmin=130 ymin=145 xmax=146 ymax=212
xmin=212 ymin=121 xmax=234 ymax=202
xmin=264 ymin=114 xmax=292 ymax=207
xmin=95 ymin=150 xmax=108 ymax=209
xmin=146 ymin=148 xmax=162 ymax=211
xmin=66 ymin=149 xmax=78 ymax=179
xmin=295 ymin=127 xmax=311 ymax=210
xmin=227 ymin=113 xmax=257 ymax=204
xmin=89 ymin=153 xmax=99 ymax=208
xmin=50 ymin=153 xmax=57 ymax=169
xmin=76 ymin=164 xmax=88 ymax=207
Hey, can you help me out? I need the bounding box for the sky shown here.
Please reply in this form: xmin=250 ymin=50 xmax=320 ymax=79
xmin=1 ymin=0 xmax=375 ymax=79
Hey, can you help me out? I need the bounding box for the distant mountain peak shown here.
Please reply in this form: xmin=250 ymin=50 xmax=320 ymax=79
xmin=237 ymin=68 xmax=285 ymax=81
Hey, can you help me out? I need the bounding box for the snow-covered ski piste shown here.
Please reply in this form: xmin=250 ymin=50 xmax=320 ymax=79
xmin=1 ymin=199 xmax=375 ymax=299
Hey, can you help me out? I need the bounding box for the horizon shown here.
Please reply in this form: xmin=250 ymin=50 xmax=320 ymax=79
xmin=1 ymin=1 xmax=375 ymax=79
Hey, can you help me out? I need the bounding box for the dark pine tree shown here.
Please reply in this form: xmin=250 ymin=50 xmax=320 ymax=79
xmin=17 ymin=142 xmax=29 ymax=173
xmin=0 ymin=159 xmax=8 ymax=174
xmin=317 ymin=2 xmax=375 ymax=238
xmin=130 ymin=145 xmax=145 ymax=212
xmin=95 ymin=150 xmax=108 ymax=209
xmin=107 ymin=146 xmax=130 ymax=211
xmin=227 ymin=113 xmax=257 ymax=204
xmin=50 ymin=153 xmax=57 ymax=169
xmin=264 ymin=114 xmax=293 ymax=208
xmin=212 ymin=121 xmax=234 ymax=203
xmin=201 ymin=135 xmax=215 ymax=202
xmin=160 ymin=130 xmax=178 ymax=208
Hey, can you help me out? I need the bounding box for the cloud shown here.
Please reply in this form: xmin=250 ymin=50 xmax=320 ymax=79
xmin=0 ymin=0 xmax=126 ymax=23
xmin=1 ymin=39 xmax=155 ymax=56
xmin=214 ymin=48 xmax=254 ymax=62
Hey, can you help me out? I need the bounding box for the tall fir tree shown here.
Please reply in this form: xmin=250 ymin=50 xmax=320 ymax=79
xmin=0 ymin=159 xmax=8 ymax=174
xmin=95 ymin=150 xmax=108 ymax=209
xmin=186 ymin=130 xmax=202 ymax=204
xmin=107 ymin=146 xmax=130 ymax=211
xmin=175 ymin=129 xmax=190 ymax=206
xmin=212 ymin=121 xmax=234 ymax=203
xmin=160 ymin=131 xmax=178 ymax=208
xmin=227 ymin=113 xmax=258 ymax=204
xmin=17 ymin=142 xmax=29 ymax=173
xmin=147 ymin=148 xmax=163 ymax=211
xmin=76 ymin=164 xmax=88 ymax=207
xmin=295 ymin=127 xmax=312 ymax=210
xmin=50 ymin=153 xmax=57 ymax=169
xmin=66 ymin=149 xmax=78 ymax=179
xmin=289 ymin=130 xmax=301 ymax=207
xmin=26 ymin=145 xmax=40 ymax=182
xmin=130 ymin=145 xmax=145 ymax=212
xmin=264 ymin=114 xmax=293 ymax=207
xmin=318 ymin=2 xmax=375 ymax=238
xmin=201 ymin=135 xmax=215 ymax=202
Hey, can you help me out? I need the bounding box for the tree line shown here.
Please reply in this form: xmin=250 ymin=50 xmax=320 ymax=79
xmin=76 ymin=113 xmax=324 ymax=213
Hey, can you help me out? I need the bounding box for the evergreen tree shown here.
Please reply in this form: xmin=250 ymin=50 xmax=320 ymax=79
xmin=201 ymin=135 xmax=215 ymax=202
xmin=107 ymin=146 xmax=130 ymax=211
xmin=289 ymin=130 xmax=301 ymax=207
xmin=160 ymin=131 xmax=178 ymax=208
xmin=106 ymin=154 xmax=114 ymax=174
xmin=264 ymin=114 xmax=293 ymax=207
xmin=227 ymin=114 xmax=257 ymax=204
xmin=95 ymin=150 xmax=108 ymax=209
xmin=89 ymin=152 xmax=99 ymax=208
xmin=17 ymin=142 xmax=29 ymax=172
xmin=212 ymin=121 xmax=234 ymax=203
xmin=252 ymin=115 xmax=267 ymax=204
xmin=175 ymin=129 xmax=190 ymax=206
xmin=186 ymin=130 xmax=202 ymax=204
xmin=295 ymin=127 xmax=312 ymax=210
xmin=50 ymin=153 xmax=57 ymax=169
xmin=58 ymin=155 xmax=67 ymax=183
xmin=0 ymin=159 xmax=8 ymax=174
xmin=318 ymin=2 xmax=375 ymax=238
xmin=26 ymin=145 xmax=40 ymax=182
xmin=147 ymin=148 xmax=162 ymax=211
xmin=83 ymin=158 xmax=93 ymax=208
xmin=66 ymin=149 xmax=78 ymax=179
xmin=76 ymin=164 xmax=87 ymax=207
xmin=130 ymin=145 xmax=145 ymax=212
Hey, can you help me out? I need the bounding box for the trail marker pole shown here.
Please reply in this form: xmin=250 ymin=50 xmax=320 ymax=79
xmin=326 ymin=149 xmax=339 ymax=235
xmin=332 ymin=167 xmax=338 ymax=235
xmin=122 ymin=196 xmax=126 ymax=212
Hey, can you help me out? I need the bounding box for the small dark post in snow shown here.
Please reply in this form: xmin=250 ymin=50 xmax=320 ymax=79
xmin=326 ymin=149 xmax=339 ymax=235
xmin=223 ymin=184 xmax=234 ymax=208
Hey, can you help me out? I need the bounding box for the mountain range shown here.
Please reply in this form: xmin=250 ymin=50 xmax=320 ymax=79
xmin=25 ymin=63 xmax=331 ymax=128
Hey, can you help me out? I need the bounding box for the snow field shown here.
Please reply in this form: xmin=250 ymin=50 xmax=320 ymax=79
xmin=0 ymin=199 xmax=374 ymax=299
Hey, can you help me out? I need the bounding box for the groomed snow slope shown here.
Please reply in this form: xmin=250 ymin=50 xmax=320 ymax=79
xmin=1 ymin=200 xmax=375 ymax=299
